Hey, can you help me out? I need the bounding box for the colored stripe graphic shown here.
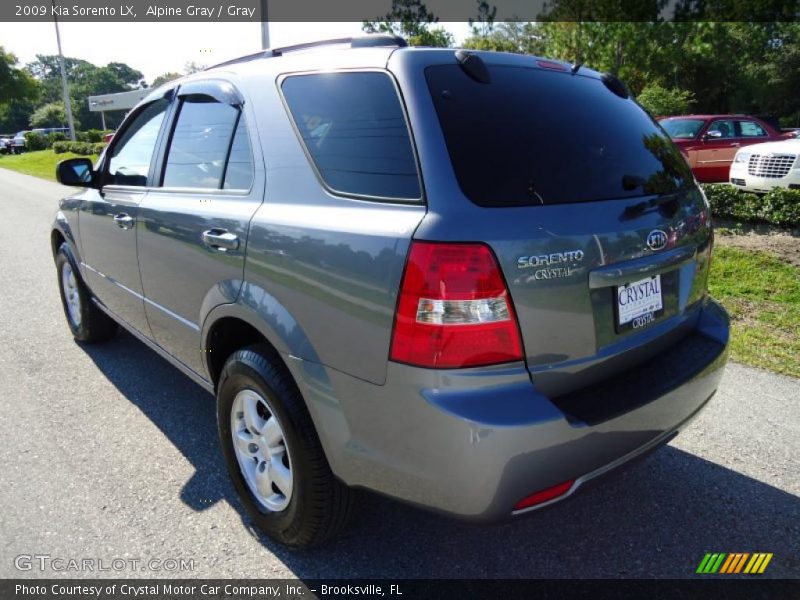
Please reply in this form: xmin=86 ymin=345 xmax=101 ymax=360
xmin=698 ymin=553 xmax=772 ymax=574
xmin=697 ymin=553 xmax=727 ymax=573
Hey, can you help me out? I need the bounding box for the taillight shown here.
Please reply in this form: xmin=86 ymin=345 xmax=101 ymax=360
xmin=390 ymin=241 xmax=524 ymax=369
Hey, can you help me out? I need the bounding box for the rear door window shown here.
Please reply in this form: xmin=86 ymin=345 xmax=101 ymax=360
xmin=738 ymin=120 xmax=768 ymax=137
xmin=425 ymin=64 xmax=694 ymax=207
xmin=281 ymin=72 xmax=421 ymax=201
xmin=162 ymin=95 xmax=249 ymax=190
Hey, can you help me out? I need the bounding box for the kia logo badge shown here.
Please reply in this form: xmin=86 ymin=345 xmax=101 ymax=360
xmin=646 ymin=229 xmax=668 ymax=251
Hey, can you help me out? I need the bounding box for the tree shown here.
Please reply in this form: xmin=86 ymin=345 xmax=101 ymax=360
xmin=463 ymin=20 xmax=543 ymax=54
xmin=0 ymin=47 xmax=40 ymax=132
xmin=30 ymin=101 xmax=75 ymax=128
xmin=636 ymin=84 xmax=695 ymax=117
xmin=468 ymin=0 xmax=497 ymax=38
xmin=183 ymin=61 xmax=206 ymax=75
xmin=363 ymin=0 xmax=453 ymax=47
xmin=151 ymin=72 xmax=182 ymax=88
xmin=25 ymin=55 xmax=144 ymax=129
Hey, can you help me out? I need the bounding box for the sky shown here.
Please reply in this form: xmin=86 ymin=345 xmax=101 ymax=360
xmin=0 ymin=21 xmax=472 ymax=84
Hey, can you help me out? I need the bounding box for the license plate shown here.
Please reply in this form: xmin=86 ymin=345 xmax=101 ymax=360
xmin=616 ymin=275 xmax=663 ymax=330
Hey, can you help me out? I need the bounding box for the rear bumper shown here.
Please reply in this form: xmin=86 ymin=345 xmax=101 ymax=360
xmin=290 ymin=297 xmax=729 ymax=521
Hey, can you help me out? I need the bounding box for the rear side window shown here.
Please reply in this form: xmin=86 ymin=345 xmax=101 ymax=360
xmin=163 ymin=95 xmax=253 ymax=190
xmin=281 ymin=72 xmax=421 ymax=200
xmin=739 ymin=120 xmax=767 ymax=137
xmin=425 ymin=64 xmax=694 ymax=207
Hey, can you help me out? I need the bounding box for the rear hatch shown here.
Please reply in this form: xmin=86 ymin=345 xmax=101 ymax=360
xmin=419 ymin=56 xmax=713 ymax=397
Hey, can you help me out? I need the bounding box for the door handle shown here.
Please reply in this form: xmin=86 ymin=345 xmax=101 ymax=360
xmin=202 ymin=228 xmax=239 ymax=251
xmin=731 ymin=142 xmax=741 ymax=147
xmin=113 ymin=213 xmax=134 ymax=230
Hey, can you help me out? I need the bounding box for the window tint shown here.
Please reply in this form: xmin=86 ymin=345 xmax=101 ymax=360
xmin=426 ymin=65 xmax=694 ymax=207
xmin=660 ymin=118 xmax=705 ymax=139
xmin=223 ymin=116 xmax=254 ymax=190
xmin=708 ymin=120 xmax=736 ymax=138
xmin=739 ymin=120 xmax=767 ymax=137
xmin=163 ymin=96 xmax=240 ymax=189
xmin=108 ymin=99 xmax=169 ymax=186
xmin=281 ymin=72 xmax=420 ymax=200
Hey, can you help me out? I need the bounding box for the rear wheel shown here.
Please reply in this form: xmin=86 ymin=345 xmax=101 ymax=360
xmin=55 ymin=243 xmax=117 ymax=343
xmin=217 ymin=345 xmax=354 ymax=547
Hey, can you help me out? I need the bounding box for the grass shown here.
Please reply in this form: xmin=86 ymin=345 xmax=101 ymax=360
xmin=709 ymin=246 xmax=800 ymax=378
xmin=0 ymin=149 xmax=97 ymax=181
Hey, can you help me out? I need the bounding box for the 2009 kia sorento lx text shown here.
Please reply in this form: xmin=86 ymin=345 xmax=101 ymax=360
xmin=51 ymin=35 xmax=730 ymax=547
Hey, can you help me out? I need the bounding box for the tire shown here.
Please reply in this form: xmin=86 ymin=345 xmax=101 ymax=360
xmin=55 ymin=242 xmax=118 ymax=343
xmin=217 ymin=345 xmax=354 ymax=548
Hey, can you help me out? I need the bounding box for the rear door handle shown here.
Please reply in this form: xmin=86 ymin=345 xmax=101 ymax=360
xmin=202 ymin=228 xmax=239 ymax=251
xmin=114 ymin=213 xmax=134 ymax=230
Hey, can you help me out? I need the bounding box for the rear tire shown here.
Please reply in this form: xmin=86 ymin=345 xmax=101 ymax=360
xmin=217 ymin=345 xmax=354 ymax=547
xmin=55 ymin=243 xmax=117 ymax=343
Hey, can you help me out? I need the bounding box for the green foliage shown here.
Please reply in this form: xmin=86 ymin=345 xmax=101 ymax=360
xmin=46 ymin=131 xmax=67 ymax=146
xmin=151 ymin=72 xmax=182 ymax=88
xmin=703 ymin=184 xmax=800 ymax=228
xmin=75 ymin=129 xmax=106 ymax=143
xmin=0 ymin=46 xmax=41 ymax=133
xmin=363 ymin=0 xmax=453 ymax=47
xmin=23 ymin=131 xmax=48 ymax=151
xmin=29 ymin=102 xmax=70 ymax=129
xmin=25 ymin=54 xmax=144 ymax=130
xmin=51 ymin=141 xmax=69 ymax=154
xmin=636 ymin=84 xmax=695 ymax=117
xmin=52 ymin=140 xmax=103 ymax=155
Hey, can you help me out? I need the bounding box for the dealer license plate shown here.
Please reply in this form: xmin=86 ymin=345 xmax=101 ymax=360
xmin=616 ymin=274 xmax=663 ymax=330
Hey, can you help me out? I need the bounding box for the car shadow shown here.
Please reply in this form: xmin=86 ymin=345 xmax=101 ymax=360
xmin=80 ymin=330 xmax=800 ymax=579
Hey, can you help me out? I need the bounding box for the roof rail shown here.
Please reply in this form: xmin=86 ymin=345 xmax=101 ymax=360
xmin=207 ymin=34 xmax=408 ymax=70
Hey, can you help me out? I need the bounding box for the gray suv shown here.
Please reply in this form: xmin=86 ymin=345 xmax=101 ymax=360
xmin=51 ymin=35 xmax=730 ymax=547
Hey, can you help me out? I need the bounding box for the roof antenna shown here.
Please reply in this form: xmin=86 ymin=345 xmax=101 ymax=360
xmin=570 ymin=61 xmax=582 ymax=75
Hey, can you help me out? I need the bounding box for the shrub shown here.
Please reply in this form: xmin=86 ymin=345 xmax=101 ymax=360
xmin=23 ymin=131 xmax=48 ymax=151
xmin=702 ymin=184 xmax=800 ymax=228
xmin=636 ymin=83 xmax=695 ymax=117
xmin=75 ymin=129 xmax=106 ymax=143
xmin=46 ymin=131 xmax=67 ymax=147
xmin=51 ymin=141 xmax=104 ymax=156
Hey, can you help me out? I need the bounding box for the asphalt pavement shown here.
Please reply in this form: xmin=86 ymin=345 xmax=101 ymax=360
xmin=0 ymin=167 xmax=798 ymax=579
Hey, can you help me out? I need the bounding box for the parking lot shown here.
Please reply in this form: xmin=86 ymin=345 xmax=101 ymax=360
xmin=0 ymin=167 xmax=798 ymax=579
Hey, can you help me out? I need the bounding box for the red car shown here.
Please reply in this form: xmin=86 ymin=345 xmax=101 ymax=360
xmin=658 ymin=115 xmax=791 ymax=183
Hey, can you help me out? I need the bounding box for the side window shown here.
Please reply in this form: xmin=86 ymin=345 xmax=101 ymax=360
xmin=707 ymin=119 xmax=736 ymax=139
xmin=223 ymin=116 xmax=254 ymax=190
xmin=107 ymin=99 xmax=169 ymax=186
xmin=162 ymin=95 xmax=246 ymax=190
xmin=738 ymin=120 xmax=767 ymax=137
xmin=281 ymin=72 xmax=421 ymax=200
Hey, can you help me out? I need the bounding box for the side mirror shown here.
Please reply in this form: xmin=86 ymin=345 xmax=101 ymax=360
xmin=704 ymin=130 xmax=723 ymax=140
xmin=56 ymin=158 xmax=94 ymax=187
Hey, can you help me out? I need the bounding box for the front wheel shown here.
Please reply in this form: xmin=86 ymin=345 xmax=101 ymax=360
xmin=217 ymin=346 xmax=354 ymax=547
xmin=55 ymin=243 xmax=117 ymax=343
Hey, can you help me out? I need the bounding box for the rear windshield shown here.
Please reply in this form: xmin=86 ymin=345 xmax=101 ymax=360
xmin=660 ymin=118 xmax=705 ymax=139
xmin=425 ymin=64 xmax=694 ymax=207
